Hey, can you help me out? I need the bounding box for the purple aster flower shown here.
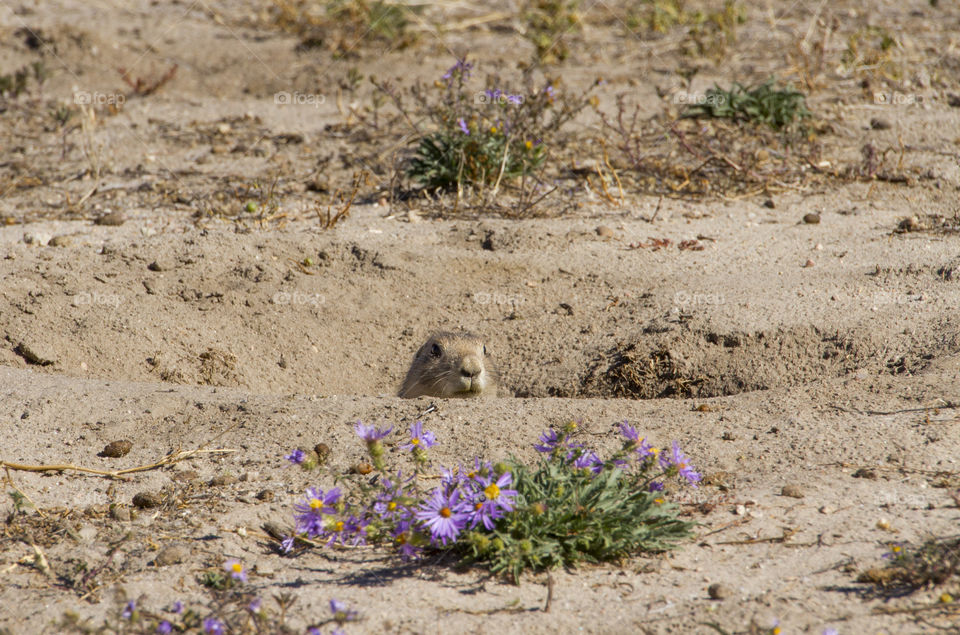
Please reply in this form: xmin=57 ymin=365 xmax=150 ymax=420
xmin=284 ymin=448 xmax=306 ymax=465
xmin=534 ymin=428 xmax=563 ymax=453
xmin=442 ymin=59 xmax=472 ymax=84
xmin=484 ymin=88 xmax=503 ymax=103
xmin=660 ymin=441 xmax=701 ymax=486
xmin=401 ymin=421 xmax=437 ymax=451
xmin=121 ymin=600 xmax=135 ymax=620
xmin=281 ymin=536 xmax=295 ymax=553
xmin=572 ymin=450 xmax=603 ymax=474
xmin=392 ymin=519 xmax=422 ymax=560
xmin=635 ymin=437 xmax=658 ymax=461
xmin=416 ymin=486 xmax=470 ymax=546
xmin=171 ymin=600 xmax=184 ymax=614
xmin=619 ymin=421 xmax=640 ymax=443
xmin=293 ymin=487 xmax=341 ymax=536
xmin=468 ymin=471 xmax=518 ymax=530
xmin=224 ymin=559 xmax=247 ymax=582
xmin=822 ymin=629 xmax=838 ymax=635
xmin=506 ymin=94 xmax=523 ymax=105
xmin=156 ymin=621 xmax=173 ymax=635
xmin=355 ymin=421 xmax=392 ymax=443
xmin=457 ymin=117 xmax=470 ymax=135
xmin=544 ymin=84 xmax=556 ymax=98
xmin=329 ymin=599 xmax=358 ymax=623
xmin=247 ymin=598 xmax=262 ymax=613
xmin=325 ymin=514 xmax=370 ymax=547
xmin=374 ymin=472 xmax=413 ymax=521
xmin=648 ymin=481 xmax=665 ymax=492
xmin=308 ymin=629 xmax=322 ymax=635
xmin=203 ymin=617 xmax=225 ymax=635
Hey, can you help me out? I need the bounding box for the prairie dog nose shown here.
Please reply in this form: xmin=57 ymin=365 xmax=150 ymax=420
xmin=460 ymin=356 xmax=482 ymax=378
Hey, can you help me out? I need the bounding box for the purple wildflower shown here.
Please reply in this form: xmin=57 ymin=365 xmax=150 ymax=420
xmin=281 ymin=536 xmax=295 ymax=553
xmin=121 ymin=600 xmax=135 ymax=620
xmin=392 ymin=519 xmax=422 ymax=560
xmin=325 ymin=514 xmax=370 ymax=547
xmin=468 ymin=471 xmax=518 ymax=530
xmin=329 ymin=599 xmax=358 ymax=623
xmin=572 ymin=450 xmax=603 ymax=474
xmin=660 ymin=441 xmax=701 ymax=486
xmin=822 ymin=629 xmax=838 ymax=635
xmin=457 ymin=118 xmax=470 ymax=135
xmin=247 ymin=598 xmax=262 ymax=613
xmin=506 ymin=94 xmax=523 ymax=105
xmin=171 ymin=601 xmax=184 ymax=614
xmin=203 ymin=617 xmax=225 ymax=635
xmin=293 ymin=487 xmax=341 ymax=536
xmin=224 ymin=559 xmax=247 ymax=582
xmin=648 ymin=481 xmax=665 ymax=492
xmin=619 ymin=421 xmax=640 ymax=443
xmin=401 ymin=421 xmax=436 ymax=451
xmin=284 ymin=448 xmax=306 ymax=465
xmin=416 ymin=486 xmax=470 ymax=545
xmin=354 ymin=421 xmax=392 ymax=443
xmin=156 ymin=621 xmax=173 ymax=635
xmin=544 ymin=85 xmax=556 ymax=99
xmin=534 ymin=428 xmax=563 ymax=453
xmin=484 ymin=88 xmax=503 ymax=103
xmin=374 ymin=472 xmax=412 ymax=521
xmin=442 ymin=59 xmax=472 ymax=84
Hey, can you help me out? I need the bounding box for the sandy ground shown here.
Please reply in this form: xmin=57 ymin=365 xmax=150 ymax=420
xmin=1 ymin=0 xmax=960 ymax=633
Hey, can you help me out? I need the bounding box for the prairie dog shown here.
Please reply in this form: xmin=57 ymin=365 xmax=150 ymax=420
xmin=399 ymin=332 xmax=497 ymax=398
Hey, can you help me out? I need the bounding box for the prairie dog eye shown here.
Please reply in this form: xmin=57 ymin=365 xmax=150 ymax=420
xmin=430 ymin=343 xmax=443 ymax=358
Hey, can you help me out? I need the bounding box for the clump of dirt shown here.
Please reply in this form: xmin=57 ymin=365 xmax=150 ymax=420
xmin=585 ymin=320 xmax=957 ymax=399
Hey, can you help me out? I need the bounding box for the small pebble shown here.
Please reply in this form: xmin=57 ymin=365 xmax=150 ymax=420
xmin=209 ymin=474 xmax=238 ymax=487
xmin=781 ymin=484 xmax=805 ymax=498
xmin=803 ymin=212 xmax=820 ymax=224
xmin=708 ymin=583 xmax=733 ymax=600
xmin=49 ymin=235 xmax=73 ymax=247
xmin=94 ymin=211 xmax=126 ymax=226
xmin=870 ymin=118 xmax=892 ymax=130
xmin=803 ymin=259 xmax=815 ymax=268
xmin=101 ymin=440 xmax=133 ymax=458
xmin=899 ymin=216 xmax=920 ymax=232
xmin=595 ymin=225 xmax=615 ymax=239
xmin=256 ymin=489 xmax=275 ymax=502
xmin=852 ymin=467 xmax=878 ymax=480
xmin=132 ymin=492 xmax=163 ymax=509
xmin=147 ymin=261 xmax=164 ymax=272
xmin=154 ymin=545 xmax=189 ymax=566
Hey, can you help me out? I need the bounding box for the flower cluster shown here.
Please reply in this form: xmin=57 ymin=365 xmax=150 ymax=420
xmin=283 ymin=417 xmax=700 ymax=580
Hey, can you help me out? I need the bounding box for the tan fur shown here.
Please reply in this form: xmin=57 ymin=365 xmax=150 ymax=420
xmin=399 ymin=332 xmax=498 ymax=398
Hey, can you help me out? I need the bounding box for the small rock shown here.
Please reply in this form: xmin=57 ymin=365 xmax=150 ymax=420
xmin=947 ymin=94 xmax=960 ymax=108
xmin=256 ymin=489 xmax=275 ymax=502
xmin=763 ymin=199 xmax=775 ymax=209
xmin=306 ymin=178 xmax=329 ymax=193
xmin=154 ymin=544 xmax=189 ymax=566
xmin=147 ymin=261 xmax=164 ymax=272
xmin=101 ymin=440 xmax=133 ymax=458
xmin=110 ymin=505 xmax=132 ymax=522
xmin=209 ymin=474 xmax=238 ymax=487
xmin=781 ymin=484 xmax=805 ymax=498
xmin=49 ymin=235 xmax=73 ymax=247
xmin=819 ymin=505 xmax=836 ymax=514
xmin=314 ymin=443 xmax=331 ymax=464
xmin=803 ymin=259 xmax=815 ymax=268
xmin=240 ymin=471 xmax=258 ymax=482
xmin=132 ymin=492 xmax=163 ymax=509
xmin=708 ymin=583 xmax=733 ymax=600
xmin=870 ymin=118 xmax=892 ymax=130
xmin=595 ymin=225 xmax=616 ymax=239
xmin=899 ymin=215 xmax=920 ymax=232
xmin=734 ymin=504 xmax=747 ymax=516
xmin=77 ymin=526 xmax=98 ymax=542
xmin=481 ymin=231 xmax=496 ymax=251
xmin=558 ymin=302 xmax=574 ymax=316
xmin=853 ymin=467 xmax=878 ymax=480
xmin=94 ymin=211 xmax=126 ymax=226
xmin=802 ymin=213 xmax=821 ymax=224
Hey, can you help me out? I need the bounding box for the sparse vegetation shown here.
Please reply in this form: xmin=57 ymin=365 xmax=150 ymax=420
xmin=681 ymin=79 xmax=811 ymax=131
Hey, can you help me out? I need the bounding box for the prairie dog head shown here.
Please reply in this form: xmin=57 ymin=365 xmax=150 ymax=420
xmin=399 ymin=332 xmax=497 ymax=398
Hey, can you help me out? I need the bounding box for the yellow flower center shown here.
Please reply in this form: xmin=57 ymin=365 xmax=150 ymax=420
xmin=440 ymin=506 xmax=451 ymax=518
xmin=484 ymin=483 xmax=501 ymax=500
xmin=474 ymin=502 xmax=483 ymax=511
xmin=309 ymin=498 xmax=323 ymax=509
xmin=411 ymin=438 xmax=420 ymax=446
xmin=490 ymin=126 xmax=497 ymax=134
xmin=334 ymin=520 xmax=344 ymax=532
xmin=524 ymin=140 xmax=533 ymax=150
xmin=231 ymin=563 xmax=243 ymax=574
xmin=387 ymin=501 xmax=397 ymax=511
xmin=654 ymin=498 xmax=664 ymax=505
